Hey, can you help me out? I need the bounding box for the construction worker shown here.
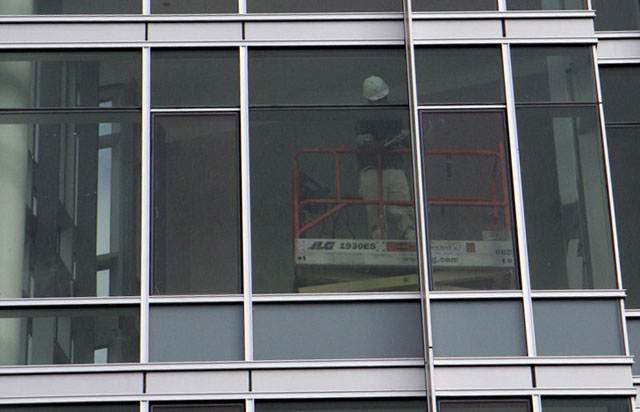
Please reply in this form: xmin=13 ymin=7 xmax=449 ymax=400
xmin=356 ymin=75 xmax=416 ymax=240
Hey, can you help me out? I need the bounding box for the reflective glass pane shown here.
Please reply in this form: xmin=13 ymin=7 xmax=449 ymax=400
xmin=0 ymin=307 xmax=139 ymax=365
xmin=542 ymin=397 xmax=631 ymax=412
xmin=151 ymin=0 xmax=237 ymax=13
xmin=0 ymin=405 xmax=139 ymax=412
xmin=600 ymin=66 xmax=640 ymax=123
xmin=153 ymin=114 xmax=241 ymax=295
xmin=152 ymin=50 xmax=239 ymax=107
xmin=257 ymin=399 xmax=427 ymax=412
xmin=415 ymin=47 xmax=504 ymax=104
xmin=253 ymin=302 xmax=423 ymax=360
xmin=421 ymin=111 xmax=517 ymax=290
xmin=517 ymin=106 xmax=616 ymax=289
xmin=149 ymin=305 xmax=243 ymax=362
xmin=247 ymin=0 xmax=401 ymax=13
xmin=0 ymin=1 xmax=140 ymax=14
xmin=593 ymin=0 xmax=640 ymax=31
xmin=507 ymin=0 xmax=585 ymax=10
xmin=0 ymin=51 xmax=141 ymax=108
xmin=412 ymin=0 xmax=498 ymax=11
xmin=439 ymin=399 xmax=531 ymax=412
xmin=511 ymin=47 xmax=596 ymax=103
xmin=626 ymin=319 xmax=640 ymax=375
xmin=0 ymin=112 xmax=140 ymax=298
xmin=607 ymin=126 xmax=640 ymax=307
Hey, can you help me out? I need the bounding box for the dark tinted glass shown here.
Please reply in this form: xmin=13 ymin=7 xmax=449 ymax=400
xmin=0 ymin=51 xmax=140 ymax=108
xmin=517 ymin=106 xmax=616 ymax=289
xmin=0 ymin=1 xmax=140 ymax=14
xmin=413 ymin=0 xmax=497 ymax=10
xmin=507 ymin=0 xmax=585 ymax=10
xmin=0 ymin=307 xmax=139 ymax=365
xmin=247 ymin=0 xmax=401 ymax=12
xmin=511 ymin=47 xmax=596 ymax=103
xmin=542 ymin=397 xmax=630 ymax=412
xmin=0 ymin=405 xmax=139 ymax=412
xmin=152 ymin=114 xmax=241 ymax=295
xmin=593 ymin=0 xmax=640 ymax=31
xmin=600 ymin=66 xmax=640 ymax=123
xmin=421 ymin=111 xmax=517 ymax=290
xmin=151 ymin=0 xmax=237 ymax=13
xmin=152 ymin=50 xmax=239 ymax=107
xmin=627 ymin=319 xmax=640 ymax=375
xmin=415 ymin=47 xmax=504 ymax=104
xmin=439 ymin=399 xmax=531 ymax=412
xmin=257 ymin=399 xmax=427 ymax=412
xmin=0 ymin=112 xmax=140 ymax=298
xmin=607 ymin=126 xmax=640 ymax=307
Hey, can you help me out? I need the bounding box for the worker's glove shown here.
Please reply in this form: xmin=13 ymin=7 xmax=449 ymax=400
xmin=384 ymin=129 xmax=410 ymax=147
xmin=356 ymin=133 xmax=374 ymax=146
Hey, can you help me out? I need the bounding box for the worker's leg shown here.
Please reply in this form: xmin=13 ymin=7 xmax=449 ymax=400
xmin=383 ymin=168 xmax=416 ymax=240
xmin=359 ymin=167 xmax=382 ymax=239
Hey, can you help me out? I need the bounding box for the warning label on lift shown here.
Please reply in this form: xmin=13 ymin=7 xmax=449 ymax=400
xmin=295 ymin=239 xmax=513 ymax=268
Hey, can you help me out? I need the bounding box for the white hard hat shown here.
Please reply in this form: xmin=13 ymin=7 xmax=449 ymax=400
xmin=362 ymin=75 xmax=389 ymax=101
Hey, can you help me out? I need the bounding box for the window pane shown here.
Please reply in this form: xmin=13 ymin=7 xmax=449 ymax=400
xmin=0 ymin=1 xmax=140 ymax=14
xmin=421 ymin=111 xmax=518 ymax=290
xmin=0 ymin=51 xmax=140 ymax=108
xmin=507 ymin=0 xmax=586 ymax=10
xmin=415 ymin=47 xmax=504 ymax=104
xmin=439 ymin=399 xmax=531 ymax=412
xmin=511 ymin=47 xmax=596 ymax=103
xmin=593 ymin=0 xmax=640 ymax=31
xmin=247 ymin=0 xmax=401 ymax=13
xmin=533 ymin=299 xmax=623 ymax=356
xmin=151 ymin=0 xmax=237 ymax=13
xmin=0 ymin=405 xmax=139 ymax=412
xmin=153 ymin=114 xmax=241 ymax=295
xmin=517 ymin=106 xmax=616 ymax=289
xmin=431 ymin=301 xmax=527 ymax=357
xmin=413 ymin=0 xmax=497 ymax=10
xmin=257 ymin=399 xmax=427 ymax=412
xmin=0 ymin=307 xmax=139 ymax=365
xmin=0 ymin=112 xmax=140 ymax=298
xmin=607 ymin=126 xmax=640 ymax=307
xmin=152 ymin=50 xmax=239 ymax=107
xmin=626 ymin=319 xmax=640 ymax=375
xmin=600 ymin=66 xmax=640 ymax=123
xmin=253 ymin=302 xmax=423 ymax=360
xmin=149 ymin=305 xmax=243 ymax=362
xmin=542 ymin=397 xmax=631 ymax=412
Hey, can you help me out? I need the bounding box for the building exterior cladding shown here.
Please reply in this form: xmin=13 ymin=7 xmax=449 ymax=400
xmin=0 ymin=0 xmax=639 ymax=411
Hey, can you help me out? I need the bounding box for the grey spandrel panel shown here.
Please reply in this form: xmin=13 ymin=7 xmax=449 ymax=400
xmin=149 ymin=305 xmax=243 ymax=362
xmin=249 ymin=48 xmax=408 ymax=106
xmin=430 ymin=300 xmax=526 ymax=357
xmin=257 ymin=399 xmax=427 ymax=412
xmin=0 ymin=1 xmax=140 ymax=14
xmin=592 ymin=0 xmax=640 ymax=31
xmin=412 ymin=0 xmax=498 ymax=11
xmin=0 ymin=307 xmax=139 ymax=365
xmin=517 ymin=106 xmax=616 ymax=290
xmin=151 ymin=0 xmax=237 ymax=13
xmin=533 ymin=299 xmax=624 ymax=356
xmin=0 ymin=112 xmax=141 ymax=298
xmin=439 ymin=399 xmax=532 ymax=412
xmin=511 ymin=47 xmax=597 ymax=103
xmin=0 ymin=405 xmax=139 ymax=412
xmin=0 ymin=51 xmax=141 ymax=108
xmin=600 ymin=66 xmax=640 ymax=123
xmin=415 ymin=47 xmax=504 ymax=104
xmin=542 ymin=397 xmax=631 ymax=412
xmin=626 ymin=319 xmax=640 ymax=375
xmin=247 ymin=0 xmax=401 ymax=13
xmin=506 ymin=0 xmax=586 ymax=10
xmin=151 ymin=50 xmax=239 ymax=107
xmin=253 ymin=302 xmax=423 ymax=360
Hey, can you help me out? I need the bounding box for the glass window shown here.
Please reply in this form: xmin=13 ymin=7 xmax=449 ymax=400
xmin=0 ymin=307 xmax=139 ymax=365
xmin=600 ymin=66 xmax=640 ymax=124
xmin=0 ymin=112 xmax=140 ymax=298
xmin=507 ymin=0 xmax=586 ymax=10
xmin=250 ymin=49 xmax=417 ymax=294
xmin=247 ymin=0 xmax=401 ymax=13
xmin=0 ymin=405 xmax=139 ymax=412
xmin=151 ymin=50 xmax=239 ymax=107
xmin=412 ymin=0 xmax=498 ymax=11
xmin=149 ymin=305 xmax=243 ymax=362
xmin=415 ymin=47 xmax=505 ymax=104
xmin=253 ymin=302 xmax=423 ymax=360
xmin=256 ymin=399 xmax=427 ymax=412
xmin=542 ymin=397 xmax=631 ymax=412
xmin=592 ymin=0 xmax=640 ymax=31
xmin=0 ymin=51 xmax=141 ymax=108
xmin=625 ymin=319 xmax=640 ymax=375
xmin=517 ymin=106 xmax=616 ymax=289
xmin=431 ymin=300 xmax=527 ymax=357
xmin=0 ymin=1 xmax=140 ymax=14
xmin=533 ymin=299 xmax=624 ymax=356
xmin=152 ymin=114 xmax=241 ymax=295
xmin=511 ymin=47 xmax=597 ymax=103
xmin=421 ymin=111 xmax=518 ymax=290
xmin=439 ymin=399 xmax=531 ymax=412
xmin=151 ymin=0 xmax=237 ymax=13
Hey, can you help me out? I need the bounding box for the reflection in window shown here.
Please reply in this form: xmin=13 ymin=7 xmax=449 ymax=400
xmin=507 ymin=0 xmax=585 ymax=10
xmin=412 ymin=0 xmax=497 ymax=11
xmin=439 ymin=399 xmax=531 ymax=412
xmin=0 ymin=404 xmax=140 ymax=411
xmin=592 ymin=0 xmax=640 ymax=31
xmin=247 ymin=0 xmax=401 ymax=13
xmin=0 ymin=1 xmax=140 ymax=14
xmin=542 ymin=397 xmax=630 ymax=412
xmin=421 ymin=111 xmax=518 ymax=290
xmin=151 ymin=0 xmax=237 ymax=13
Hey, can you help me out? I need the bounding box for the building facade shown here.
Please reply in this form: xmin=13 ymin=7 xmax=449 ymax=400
xmin=0 ymin=1 xmax=639 ymax=411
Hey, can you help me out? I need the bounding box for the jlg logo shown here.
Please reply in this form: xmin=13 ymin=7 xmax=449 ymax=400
xmin=308 ymin=241 xmax=336 ymax=250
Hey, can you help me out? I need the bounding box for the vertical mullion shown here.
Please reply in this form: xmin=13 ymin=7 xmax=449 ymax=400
xmin=532 ymin=394 xmax=542 ymax=412
xmin=497 ymin=0 xmax=507 ymax=11
xmin=239 ymin=0 xmax=246 ymax=14
xmin=143 ymin=0 xmax=150 ymax=14
xmin=502 ymin=43 xmax=537 ymax=357
xmin=140 ymin=46 xmax=151 ymax=364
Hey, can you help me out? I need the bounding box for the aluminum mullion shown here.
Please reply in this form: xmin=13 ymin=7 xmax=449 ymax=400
xmin=498 ymin=0 xmax=506 ymax=11
xmin=143 ymin=0 xmax=150 ymax=14
xmin=239 ymin=0 xmax=246 ymax=14
xmin=141 ymin=400 xmax=149 ymax=412
xmin=246 ymin=399 xmax=255 ymax=412
xmin=141 ymin=46 xmax=151 ymax=365
xmin=501 ymin=43 xmax=537 ymax=358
